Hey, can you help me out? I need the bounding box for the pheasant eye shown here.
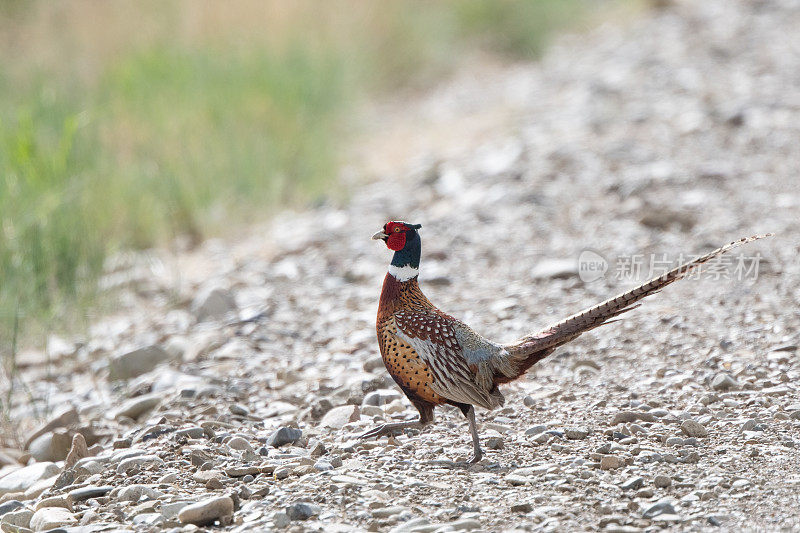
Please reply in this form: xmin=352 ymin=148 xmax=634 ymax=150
xmin=394 ymin=227 xmax=402 ymax=232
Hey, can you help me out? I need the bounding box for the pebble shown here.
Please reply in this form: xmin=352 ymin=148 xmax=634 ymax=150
xmin=117 ymin=484 xmax=163 ymax=501
xmin=0 ymin=500 xmax=23 ymax=516
xmin=642 ymin=500 xmax=676 ymax=519
xmin=680 ymin=419 xmax=708 ymax=438
xmin=485 ymin=436 xmax=504 ymax=450
xmin=192 ymin=287 xmax=238 ymax=321
xmin=267 ymin=427 xmax=302 ymax=447
xmin=524 ymin=425 xmax=547 ymax=435
xmin=34 ymin=497 xmax=68 ymax=513
xmin=178 ymin=495 xmax=234 ymax=525
xmin=319 ymin=405 xmax=361 ymax=429
xmin=654 ymin=475 xmax=672 ymax=488
xmin=510 ymin=502 xmax=533 ymax=513
xmin=29 ymin=507 xmax=77 ymax=531
xmin=109 ymin=345 xmax=172 ymax=380
xmin=620 ymin=476 xmax=644 ymax=490
xmin=371 ymin=506 xmax=407 ymax=518
xmin=229 ymin=403 xmax=250 ymax=416
xmin=0 ymin=462 xmax=59 ymax=496
xmin=112 ymin=393 xmax=162 ymax=420
xmin=445 ymin=518 xmax=482 ymax=530
xmin=116 ymin=454 xmax=165 ymax=473
xmin=1 ymin=508 xmax=33 ymax=529
xmin=68 ymin=485 xmax=113 ymax=502
xmin=612 ymin=411 xmax=655 ymax=424
xmin=227 ymin=436 xmax=253 ymax=452
xmin=600 ymin=455 xmax=623 ymax=470
xmin=711 ymin=373 xmax=739 ymax=391
xmin=286 ymin=502 xmax=321 ymax=521
xmin=565 ymin=427 xmax=589 ymax=440
xmin=176 ymin=426 xmax=206 ymax=439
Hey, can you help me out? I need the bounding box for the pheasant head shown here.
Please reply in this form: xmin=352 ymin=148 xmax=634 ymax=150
xmin=372 ymin=221 xmax=423 ymax=281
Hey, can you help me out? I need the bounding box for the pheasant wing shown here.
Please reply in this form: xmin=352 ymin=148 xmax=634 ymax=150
xmin=393 ymin=311 xmax=502 ymax=410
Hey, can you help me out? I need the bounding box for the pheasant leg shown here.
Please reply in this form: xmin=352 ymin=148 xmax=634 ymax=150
xmin=464 ymin=405 xmax=483 ymax=464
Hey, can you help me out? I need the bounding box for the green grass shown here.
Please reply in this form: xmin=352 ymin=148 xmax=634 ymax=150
xmin=0 ymin=0 xmax=619 ymax=346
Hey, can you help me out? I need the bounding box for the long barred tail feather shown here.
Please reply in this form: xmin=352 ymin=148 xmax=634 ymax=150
xmin=498 ymin=234 xmax=773 ymax=383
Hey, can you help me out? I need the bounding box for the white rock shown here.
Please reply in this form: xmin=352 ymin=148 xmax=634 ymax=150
xmin=30 ymin=507 xmax=77 ymax=531
xmin=0 ymin=462 xmax=59 ymax=496
xmin=178 ymin=495 xmax=234 ymax=525
xmin=319 ymin=405 xmax=361 ymax=429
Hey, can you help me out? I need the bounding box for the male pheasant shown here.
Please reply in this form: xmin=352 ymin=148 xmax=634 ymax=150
xmin=361 ymin=221 xmax=770 ymax=463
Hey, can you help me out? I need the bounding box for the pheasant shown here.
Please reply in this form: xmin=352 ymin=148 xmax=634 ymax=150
xmin=361 ymin=220 xmax=770 ymax=463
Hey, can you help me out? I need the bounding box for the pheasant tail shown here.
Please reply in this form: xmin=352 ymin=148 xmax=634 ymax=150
xmin=498 ymin=234 xmax=772 ymax=383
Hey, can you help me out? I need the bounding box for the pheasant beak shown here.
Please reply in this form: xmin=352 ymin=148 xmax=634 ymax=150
xmin=372 ymin=231 xmax=388 ymax=241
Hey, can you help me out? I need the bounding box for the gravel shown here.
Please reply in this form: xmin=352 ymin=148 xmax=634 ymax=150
xmin=2 ymin=0 xmax=799 ymax=530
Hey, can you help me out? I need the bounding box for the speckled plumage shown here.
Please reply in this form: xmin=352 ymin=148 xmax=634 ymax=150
xmin=363 ymin=221 xmax=771 ymax=463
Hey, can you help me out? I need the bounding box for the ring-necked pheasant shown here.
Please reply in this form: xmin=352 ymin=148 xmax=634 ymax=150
xmin=360 ymin=220 xmax=770 ymax=463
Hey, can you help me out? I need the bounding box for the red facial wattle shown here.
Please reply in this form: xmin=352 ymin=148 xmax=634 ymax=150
xmin=386 ymin=231 xmax=407 ymax=251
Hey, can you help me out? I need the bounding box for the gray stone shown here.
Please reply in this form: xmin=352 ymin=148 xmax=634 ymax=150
xmin=600 ymin=455 xmax=622 ymax=470
xmin=314 ymin=461 xmax=334 ymax=472
xmin=362 ymin=389 xmax=402 ymax=406
xmin=511 ymin=502 xmax=534 ymax=513
xmin=680 ymin=419 xmax=708 ymax=438
xmin=642 ymin=500 xmax=676 ymax=519
xmin=0 ymin=462 xmax=59 ymax=496
xmin=371 ymin=506 xmax=407 ymax=518
xmin=711 ymin=373 xmax=739 ymax=391
xmin=192 ymin=287 xmax=237 ymax=322
xmin=654 ymin=475 xmax=672 ymax=488
xmin=117 ymin=484 xmax=163 ymax=502
xmin=176 ymin=426 xmax=205 ymax=439
xmin=161 ymin=501 xmax=191 ymax=519
xmin=446 ymin=518 xmax=482 ymax=530
xmin=267 ymin=427 xmax=302 ymax=447
xmin=133 ymin=513 xmax=163 ymax=527
xmin=524 ymin=425 xmax=547 ymax=435
xmin=112 ymin=393 xmax=162 ymax=420
xmin=116 ymin=454 xmax=164 ymax=473
xmin=178 ymin=495 xmax=234 ymax=525
xmin=109 ymin=345 xmax=171 ymax=380
xmin=612 ymin=411 xmax=655 ymax=424
xmin=0 ymin=500 xmax=23 ymax=517
xmin=286 ymin=502 xmax=320 ymax=521
xmin=273 ymin=511 xmax=290 ymax=528
xmin=620 ymin=476 xmax=644 ymax=490
xmin=485 ymin=436 xmax=504 ymax=450
xmin=565 ymin=427 xmax=589 ymax=440
xmin=68 ymin=485 xmax=113 ymax=502
xmin=229 ymin=404 xmax=249 ymax=416
xmin=29 ymin=507 xmax=76 ymax=531
xmin=227 ymin=436 xmax=253 ymax=452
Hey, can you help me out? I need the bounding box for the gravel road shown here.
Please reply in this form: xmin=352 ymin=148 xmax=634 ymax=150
xmin=2 ymin=0 xmax=799 ymax=531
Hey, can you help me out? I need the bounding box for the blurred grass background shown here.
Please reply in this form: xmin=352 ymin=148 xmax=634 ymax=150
xmin=0 ymin=0 xmax=625 ymax=345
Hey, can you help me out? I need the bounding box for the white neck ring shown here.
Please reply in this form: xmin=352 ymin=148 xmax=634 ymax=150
xmin=388 ymin=264 xmax=418 ymax=282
